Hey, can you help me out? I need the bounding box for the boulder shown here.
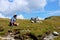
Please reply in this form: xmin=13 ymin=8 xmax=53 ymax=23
xmin=52 ymin=31 xmax=59 ymax=36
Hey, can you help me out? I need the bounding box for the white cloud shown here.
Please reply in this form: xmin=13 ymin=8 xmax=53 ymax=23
xmin=0 ymin=13 xmax=8 ymax=18
xmin=0 ymin=0 xmax=28 ymax=14
xmin=17 ymin=14 xmax=25 ymax=19
xmin=0 ymin=0 xmax=47 ymax=19
xmin=0 ymin=13 xmax=5 ymax=18
xmin=48 ymin=10 xmax=60 ymax=15
xmin=0 ymin=0 xmax=47 ymax=15
xmin=28 ymin=0 xmax=47 ymax=11
xmin=38 ymin=17 xmax=44 ymax=20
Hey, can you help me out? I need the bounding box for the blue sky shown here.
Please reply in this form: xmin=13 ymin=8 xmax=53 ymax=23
xmin=0 ymin=0 xmax=60 ymax=19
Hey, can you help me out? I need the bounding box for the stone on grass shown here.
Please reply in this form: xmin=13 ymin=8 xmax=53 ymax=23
xmin=52 ymin=31 xmax=59 ymax=36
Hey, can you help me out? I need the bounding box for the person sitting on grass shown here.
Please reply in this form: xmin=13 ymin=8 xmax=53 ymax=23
xmin=9 ymin=15 xmax=19 ymax=26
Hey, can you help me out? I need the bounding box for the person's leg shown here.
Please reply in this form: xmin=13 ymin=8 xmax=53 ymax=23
xmin=9 ymin=22 xmax=13 ymax=26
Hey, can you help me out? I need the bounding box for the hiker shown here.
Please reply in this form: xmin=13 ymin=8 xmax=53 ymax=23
xmin=9 ymin=15 xmax=19 ymax=26
xmin=30 ymin=17 xmax=34 ymax=23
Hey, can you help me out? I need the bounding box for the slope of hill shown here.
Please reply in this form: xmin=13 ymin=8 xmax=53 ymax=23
xmin=0 ymin=16 xmax=60 ymax=40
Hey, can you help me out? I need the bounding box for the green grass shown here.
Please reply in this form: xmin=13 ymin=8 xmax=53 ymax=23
xmin=0 ymin=16 xmax=60 ymax=40
xmin=54 ymin=36 xmax=60 ymax=40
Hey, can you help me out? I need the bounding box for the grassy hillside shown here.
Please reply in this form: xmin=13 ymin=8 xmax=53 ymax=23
xmin=0 ymin=16 xmax=60 ymax=40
